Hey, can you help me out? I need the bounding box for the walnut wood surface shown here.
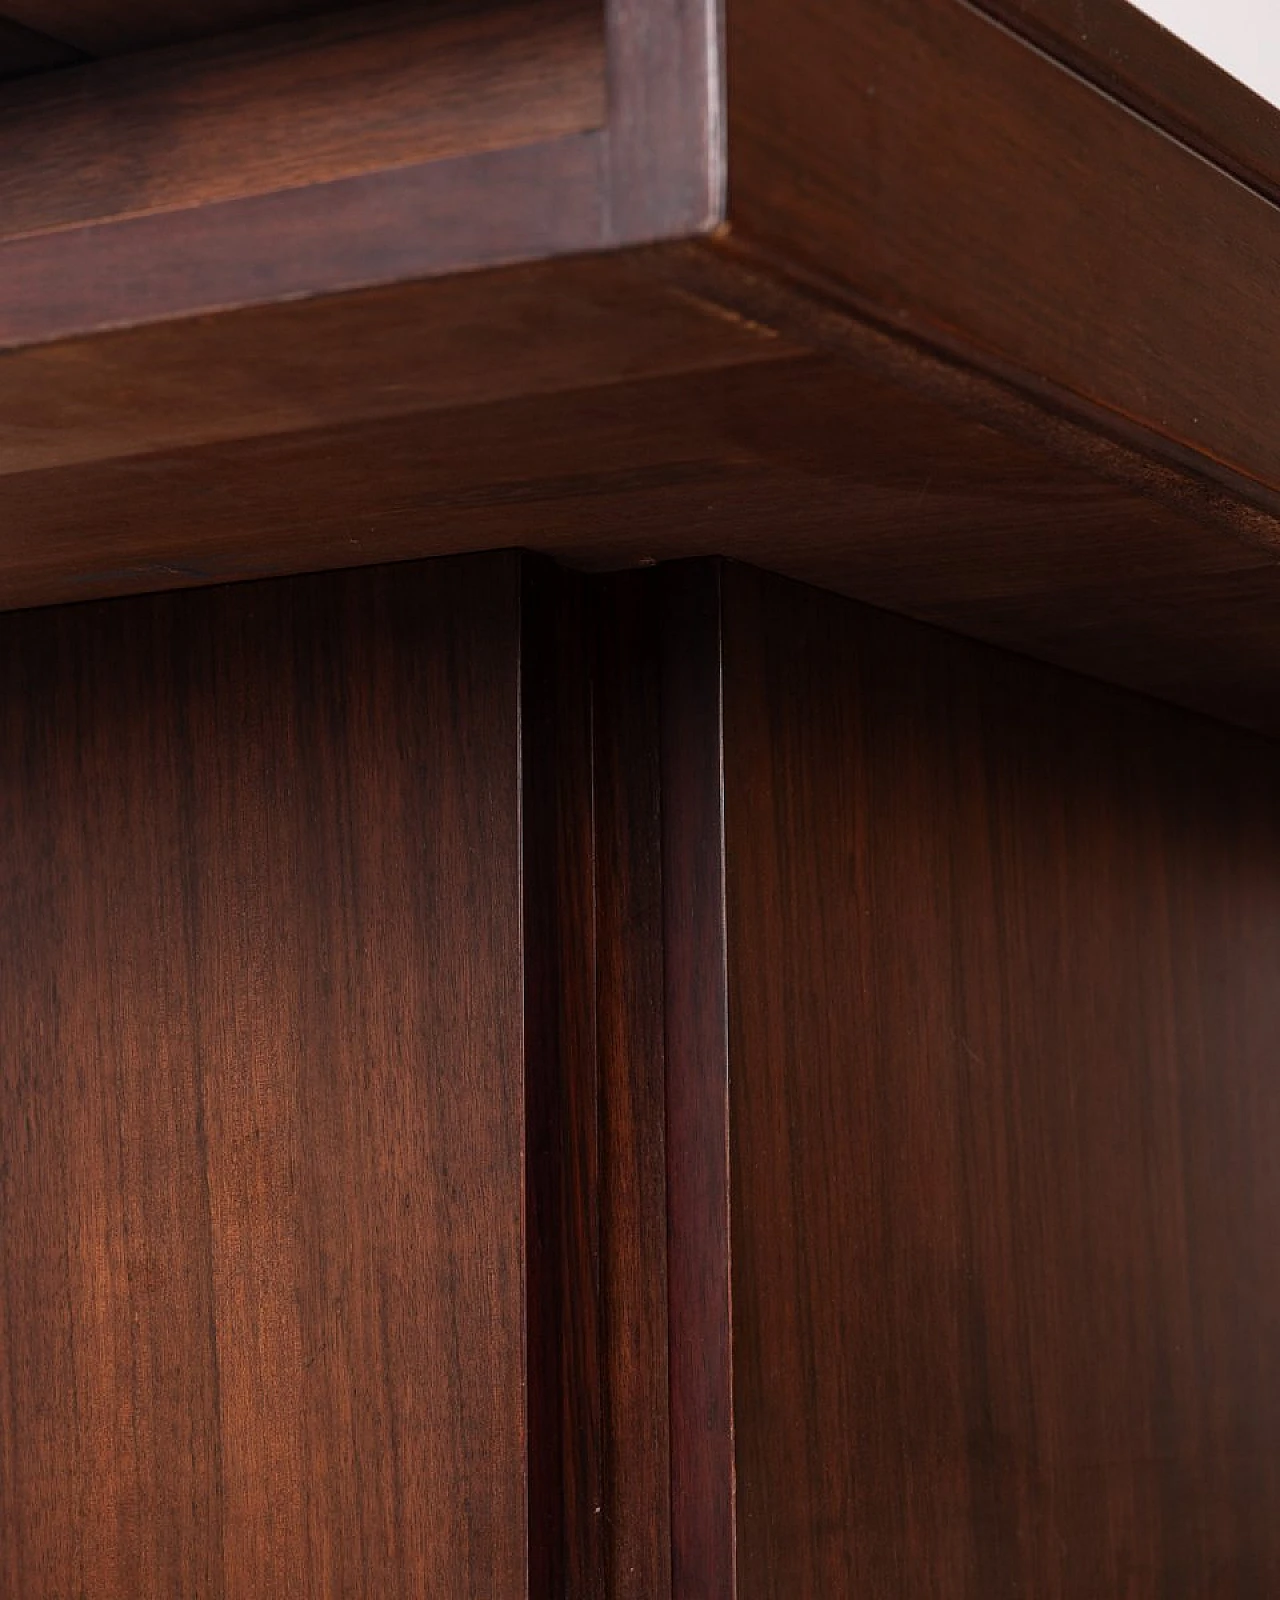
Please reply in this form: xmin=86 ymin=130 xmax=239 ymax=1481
xmin=976 ymin=0 xmax=1280 ymax=206
xmin=0 ymin=555 xmax=538 ymax=1598
xmin=722 ymin=0 xmax=1280 ymax=519
xmin=658 ymin=564 xmax=736 ymax=1600
xmin=0 ymin=0 xmax=616 ymax=345
xmin=590 ymin=575 xmax=674 ymax=1600
xmin=0 ymin=0 xmax=605 ymax=243
xmin=4 ymin=537 xmax=1280 ymax=1597
xmin=717 ymin=562 xmax=1280 ymax=1594
xmin=4 ymin=272 xmax=1280 ymax=741
xmin=0 ymin=0 xmax=716 ymax=344
xmin=0 ymin=257 xmax=788 ymax=478
xmin=522 ymin=562 xmax=602 ymax=1598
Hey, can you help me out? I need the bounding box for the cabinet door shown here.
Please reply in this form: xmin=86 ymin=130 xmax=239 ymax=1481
xmin=712 ymin=563 xmax=1280 ymax=1595
xmin=0 ymin=554 xmax=555 ymax=1599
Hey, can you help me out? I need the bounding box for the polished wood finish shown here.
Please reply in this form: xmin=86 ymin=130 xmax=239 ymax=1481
xmin=720 ymin=0 xmax=1280 ymax=518
xmin=8 ymin=0 xmax=1280 ymax=1582
xmin=4 ymin=543 xmax=1280 ymax=1595
xmin=520 ymin=562 xmax=683 ymax=1600
xmin=0 ymin=134 xmax=609 ymax=345
xmin=0 ymin=0 xmax=716 ymax=346
xmin=0 ymin=255 xmax=789 ymax=479
xmin=713 ymin=562 xmax=1280 ymax=1594
xmin=604 ymin=0 xmax=722 ymax=239
xmin=0 ymin=0 xmax=612 ymax=345
xmin=978 ymin=0 xmax=1280 ymax=205
xmin=521 ymin=562 xmax=601 ymax=1599
xmin=3 ymin=0 xmax=1280 ymax=749
xmin=659 ymin=564 xmax=735 ymax=1600
xmin=590 ymin=574 xmax=673 ymax=1600
xmin=0 ymin=0 xmax=605 ymax=244
xmin=0 ymin=553 xmax=587 ymax=1598
xmin=6 ymin=297 xmax=1280 ymax=738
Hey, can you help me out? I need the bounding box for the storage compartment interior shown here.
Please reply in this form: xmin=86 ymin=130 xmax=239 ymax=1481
xmin=0 ymin=0 xmax=605 ymax=236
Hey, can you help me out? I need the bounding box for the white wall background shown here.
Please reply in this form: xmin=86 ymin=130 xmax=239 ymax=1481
xmin=1129 ymin=0 xmax=1280 ymax=107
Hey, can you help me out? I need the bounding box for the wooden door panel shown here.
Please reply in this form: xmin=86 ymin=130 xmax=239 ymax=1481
xmin=0 ymin=555 xmax=531 ymax=1599
xmin=717 ymin=563 xmax=1280 ymax=1595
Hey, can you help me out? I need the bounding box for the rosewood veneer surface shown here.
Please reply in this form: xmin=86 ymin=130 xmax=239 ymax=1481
xmin=0 ymin=0 xmax=1275 ymax=738
xmin=0 ymin=555 xmax=538 ymax=1598
xmin=706 ymin=563 xmax=1280 ymax=1596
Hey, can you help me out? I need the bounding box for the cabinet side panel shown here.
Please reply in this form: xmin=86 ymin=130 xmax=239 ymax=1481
xmin=722 ymin=563 xmax=1280 ymax=1596
xmin=0 ymin=555 xmax=530 ymax=1599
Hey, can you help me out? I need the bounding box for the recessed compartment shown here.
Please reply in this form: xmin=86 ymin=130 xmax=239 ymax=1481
xmin=0 ymin=0 xmax=605 ymax=241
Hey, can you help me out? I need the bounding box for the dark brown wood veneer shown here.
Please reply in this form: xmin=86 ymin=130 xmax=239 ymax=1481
xmin=0 ymin=556 xmax=534 ymax=1596
xmin=651 ymin=559 xmax=1280 ymax=1596
xmin=3 ymin=0 xmax=1280 ymax=1589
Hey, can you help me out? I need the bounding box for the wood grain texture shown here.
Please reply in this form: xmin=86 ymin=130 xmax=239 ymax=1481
xmin=976 ymin=0 xmax=1280 ymax=206
xmin=0 ymin=255 xmax=790 ymax=479
xmin=659 ymin=563 xmax=736 ymax=1600
xmin=3 ymin=0 xmax=391 ymax=54
xmin=520 ymin=561 xmax=605 ymax=1600
xmin=719 ymin=561 xmax=1280 ymax=1595
xmin=0 ymin=554 xmax=534 ymax=1598
xmin=591 ymin=574 xmax=672 ymax=1600
xmin=0 ymin=0 xmax=605 ymax=243
xmin=603 ymin=0 xmax=721 ymax=239
xmin=8 ymin=334 xmax=1280 ymax=737
xmin=519 ymin=565 xmax=681 ymax=1600
xmin=722 ymin=0 xmax=1280 ymax=517
xmin=0 ymin=133 xmax=608 ymax=347
xmin=0 ymin=0 xmax=718 ymax=345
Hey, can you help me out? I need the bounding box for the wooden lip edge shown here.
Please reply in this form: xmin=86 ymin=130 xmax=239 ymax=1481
xmin=673 ymin=230 xmax=1280 ymax=556
xmin=0 ymin=0 xmax=608 ymax=247
xmin=520 ymin=558 xmax=604 ymax=1599
xmin=966 ymin=0 xmax=1280 ymax=210
xmin=660 ymin=560 xmax=738 ymax=1600
xmin=0 ymin=130 xmax=732 ymax=355
xmin=0 ymin=134 xmax=612 ymax=352
xmin=0 ymin=0 xmax=724 ymax=350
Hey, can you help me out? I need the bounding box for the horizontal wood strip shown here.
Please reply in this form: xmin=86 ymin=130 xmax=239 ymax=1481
xmin=0 ymin=0 xmax=604 ymax=243
xmin=0 ymin=554 xmax=532 ymax=1599
xmin=974 ymin=0 xmax=1280 ymax=208
xmin=726 ymin=0 xmax=1280 ymax=516
xmin=0 ymin=256 xmax=790 ymax=479
xmin=4 ymin=350 xmax=1280 ymax=738
xmin=0 ymin=134 xmax=607 ymax=347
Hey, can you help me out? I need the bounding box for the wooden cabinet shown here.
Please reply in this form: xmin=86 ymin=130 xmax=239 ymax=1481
xmin=1 ymin=0 xmax=1279 ymax=1591
xmin=4 ymin=551 xmax=1280 ymax=1594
